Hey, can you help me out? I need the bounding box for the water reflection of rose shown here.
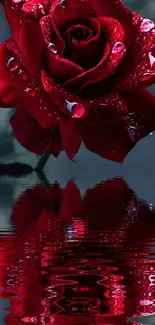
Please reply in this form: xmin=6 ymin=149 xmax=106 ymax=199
xmin=1 ymin=178 xmax=155 ymax=325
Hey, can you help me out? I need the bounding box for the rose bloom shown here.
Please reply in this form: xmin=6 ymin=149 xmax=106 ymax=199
xmin=0 ymin=0 xmax=155 ymax=161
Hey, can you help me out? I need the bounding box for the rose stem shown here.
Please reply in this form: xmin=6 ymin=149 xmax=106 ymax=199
xmin=35 ymin=151 xmax=51 ymax=171
xmin=36 ymin=170 xmax=51 ymax=188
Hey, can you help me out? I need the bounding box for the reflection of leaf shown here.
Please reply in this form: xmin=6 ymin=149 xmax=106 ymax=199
xmin=0 ymin=163 xmax=33 ymax=176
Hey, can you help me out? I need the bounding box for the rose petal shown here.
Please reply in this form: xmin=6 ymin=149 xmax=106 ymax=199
xmin=47 ymin=126 xmax=62 ymax=157
xmin=1 ymin=0 xmax=24 ymax=42
xmin=99 ymin=17 xmax=125 ymax=45
xmin=122 ymin=89 xmax=155 ymax=139
xmin=0 ymin=98 xmax=12 ymax=108
xmin=41 ymin=70 xmax=85 ymax=118
xmin=40 ymin=15 xmax=65 ymax=55
xmin=83 ymin=118 xmax=132 ymax=163
xmin=83 ymin=89 xmax=155 ymax=162
xmin=19 ymin=20 xmax=45 ymax=78
xmin=114 ymin=28 xmax=155 ymax=90
xmin=60 ymin=119 xmax=83 ymax=159
xmin=87 ymin=0 xmax=134 ymax=44
xmin=0 ymin=41 xmax=18 ymax=106
xmin=64 ymin=38 xmax=126 ymax=91
xmin=50 ymin=0 xmax=96 ymax=29
xmin=23 ymin=0 xmax=51 ymax=20
xmin=63 ymin=42 xmax=111 ymax=90
xmin=10 ymin=108 xmax=52 ymax=155
xmin=40 ymin=15 xmax=84 ymax=79
xmin=0 ymin=38 xmax=60 ymax=128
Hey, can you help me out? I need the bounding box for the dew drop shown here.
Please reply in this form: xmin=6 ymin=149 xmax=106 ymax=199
xmin=139 ymin=71 xmax=155 ymax=82
xmin=111 ymin=42 xmax=125 ymax=54
xmin=48 ymin=43 xmax=57 ymax=54
xmin=17 ymin=69 xmax=29 ymax=80
xmin=59 ymin=0 xmax=66 ymax=8
xmin=12 ymin=0 xmax=22 ymax=3
xmin=38 ymin=3 xmax=45 ymax=14
xmin=139 ymin=19 xmax=155 ymax=33
xmin=128 ymin=125 xmax=138 ymax=142
xmin=148 ymin=51 xmax=155 ymax=68
xmin=7 ymin=57 xmax=19 ymax=72
xmin=66 ymin=100 xmax=85 ymax=118
xmin=24 ymin=87 xmax=36 ymax=97
xmin=72 ymin=103 xmax=85 ymax=118
xmin=140 ymin=300 xmax=153 ymax=306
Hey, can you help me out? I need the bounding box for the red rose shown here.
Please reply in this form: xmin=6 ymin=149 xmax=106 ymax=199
xmin=0 ymin=0 xmax=155 ymax=162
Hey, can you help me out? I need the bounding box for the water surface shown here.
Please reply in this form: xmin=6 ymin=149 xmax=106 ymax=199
xmin=0 ymin=177 xmax=155 ymax=324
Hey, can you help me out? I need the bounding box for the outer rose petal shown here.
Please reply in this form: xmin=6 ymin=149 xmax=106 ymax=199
xmin=83 ymin=89 xmax=155 ymax=162
xmin=0 ymin=98 xmax=12 ymax=108
xmin=10 ymin=108 xmax=54 ymax=155
xmin=83 ymin=117 xmax=131 ymax=162
xmin=122 ymin=89 xmax=155 ymax=139
xmin=23 ymin=0 xmax=51 ymax=20
xmin=47 ymin=126 xmax=62 ymax=157
xmin=1 ymin=0 xmax=24 ymax=42
xmin=41 ymin=70 xmax=85 ymax=118
xmin=19 ymin=20 xmax=45 ymax=78
xmin=60 ymin=119 xmax=83 ymax=159
xmin=0 ymin=38 xmax=60 ymax=128
xmin=0 ymin=42 xmax=18 ymax=106
xmin=114 ymin=27 xmax=155 ymax=90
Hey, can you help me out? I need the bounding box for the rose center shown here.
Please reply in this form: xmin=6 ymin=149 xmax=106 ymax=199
xmin=64 ymin=24 xmax=93 ymax=43
xmin=61 ymin=21 xmax=103 ymax=70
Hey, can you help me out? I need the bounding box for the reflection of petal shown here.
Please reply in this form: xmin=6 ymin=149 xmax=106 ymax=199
xmin=0 ymin=178 xmax=154 ymax=324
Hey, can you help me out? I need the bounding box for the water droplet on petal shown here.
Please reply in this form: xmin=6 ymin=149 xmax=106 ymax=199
xmin=111 ymin=42 xmax=125 ymax=54
xmin=48 ymin=43 xmax=57 ymax=54
xmin=128 ymin=125 xmax=138 ymax=142
xmin=149 ymin=51 xmax=155 ymax=68
xmin=7 ymin=57 xmax=19 ymax=72
xmin=139 ymin=19 xmax=154 ymax=33
xmin=24 ymin=87 xmax=36 ymax=97
xmin=12 ymin=0 xmax=22 ymax=3
xmin=59 ymin=0 xmax=66 ymax=8
xmin=38 ymin=3 xmax=45 ymax=14
xmin=17 ymin=69 xmax=29 ymax=80
xmin=139 ymin=71 xmax=155 ymax=82
xmin=65 ymin=100 xmax=85 ymax=118
xmin=140 ymin=300 xmax=153 ymax=306
xmin=72 ymin=103 xmax=85 ymax=118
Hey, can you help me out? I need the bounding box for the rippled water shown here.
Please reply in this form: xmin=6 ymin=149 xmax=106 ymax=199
xmin=0 ymin=176 xmax=155 ymax=325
